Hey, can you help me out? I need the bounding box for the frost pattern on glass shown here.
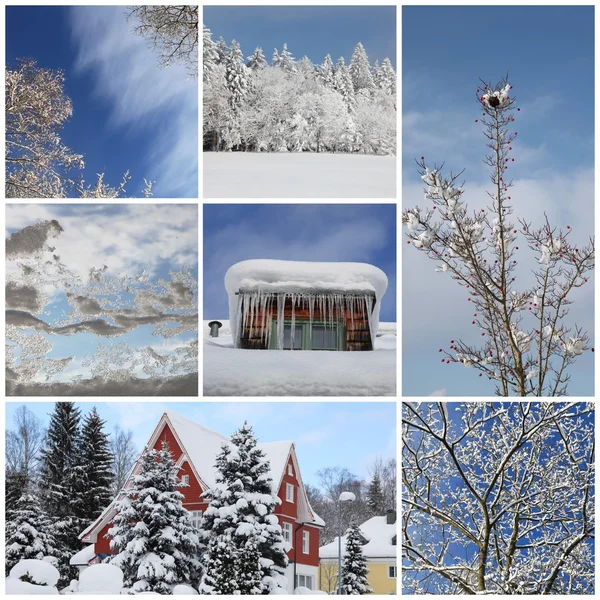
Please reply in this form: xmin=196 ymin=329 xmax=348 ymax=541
xmin=6 ymin=218 xmax=198 ymax=396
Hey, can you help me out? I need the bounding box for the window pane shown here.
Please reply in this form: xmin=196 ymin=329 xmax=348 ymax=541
xmin=312 ymin=325 xmax=336 ymax=349
xmin=283 ymin=325 xmax=303 ymax=349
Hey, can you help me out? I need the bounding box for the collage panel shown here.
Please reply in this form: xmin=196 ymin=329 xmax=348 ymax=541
xmin=6 ymin=400 xmax=396 ymax=594
xmin=203 ymin=203 xmax=397 ymax=397
xmin=402 ymin=5 xmax=594 ymax=397
xmin=6 ymin=204 xmax=198 ymax=396
xmin=203 ymin=4 xmax=396 ymax=198
xmin=6 ymin=4 xmax=198 ymax=200
xmin=402 ymin=401 xmax=595 ymax=594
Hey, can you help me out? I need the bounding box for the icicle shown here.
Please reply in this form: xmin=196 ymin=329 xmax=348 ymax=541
xmin=290 ymin=293 xmax=296 ymax=350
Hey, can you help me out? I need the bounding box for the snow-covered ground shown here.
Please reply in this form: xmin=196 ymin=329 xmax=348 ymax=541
xmin=203 ymin=320 xmax=396 ymax=396
xmin=203 ymin=153 xmax=396 ymax=198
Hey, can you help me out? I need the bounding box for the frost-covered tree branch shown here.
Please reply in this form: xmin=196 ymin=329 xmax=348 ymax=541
xmin=5 ymin=59 xmax=153 ymax=198
xmin=403 ymin=77 xmax=594 ymax=396
xmin=128 ymin=5 xmax=198 ymax=78
xmin=402 ymin=401 xmax=595 ymax=595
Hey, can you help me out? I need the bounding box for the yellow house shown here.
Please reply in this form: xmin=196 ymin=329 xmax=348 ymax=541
xmin=319 ymin=510 xmax=397 ymax=594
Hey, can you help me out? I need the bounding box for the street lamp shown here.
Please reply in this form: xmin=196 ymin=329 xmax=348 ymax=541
xmin=337 ymin=491 xmax=356 ymax=595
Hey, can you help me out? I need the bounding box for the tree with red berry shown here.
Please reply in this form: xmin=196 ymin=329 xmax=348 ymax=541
xmin=403 ymin=76 xmax=594 ymax=396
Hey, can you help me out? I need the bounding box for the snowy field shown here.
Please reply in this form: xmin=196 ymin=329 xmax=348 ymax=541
xmin=203 ymin=153 xmax=396 ymax=198
xmin=203 ymin=320 xmax=396 ymax=396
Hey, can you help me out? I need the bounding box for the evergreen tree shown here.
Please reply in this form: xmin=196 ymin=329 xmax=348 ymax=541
xmin=378 ymin=58 xmax=396 ymax=97
xmin=225 ymin=40 xmax=250 ymax=109
xmin=199 ymin=423 xmax=288 ymax=594
xmin=247 ymin=47 xmax=267 ymax=71
xmin=366 ymin=473 xmax=385 ymax=515
xmin=38 ymin=402 xmax=85 ymax=584
xmin=318 ymin=54 xmax=335 ymax=89
xmin=271 ymin=48 xmax=281 ymax=67
xmin=279 ymin=43 xmax=296 ymax=73
xmin=80 ymin=407 xmax=113 ymax=522
xmin=334 ymin=57 xmax=356 ymax=110
xmin=215 ymin=36 xmax=229 ymax=64
xmin=341 ymin=521 xmax=372 ymax=595
xmin=6 ymin=471 xmax=28 ymax=517
xmin=108 ymin=441 xmax=201 ymax=594
xmin=5 ymin=492 xmax=58 ymax=575
xmin=349 ymin=42 xmax=374 ymax=93
xmin=203 ymin=25 xmax=219 ymax=81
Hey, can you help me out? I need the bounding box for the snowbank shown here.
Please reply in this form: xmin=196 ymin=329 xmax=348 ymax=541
xmin=9 ymin=559 xmax=60 ymax=587
xmin=77 ymin=564 xmax=123 ymax=594
xmin=173 ymin=584 xmax=198 ymax=594
xmin=225 ymin=259 xmax=388 ymax=349
xmin=203 ymin=152 xmax=396 ymax=198
xmin=6 ymin=578 xmax=58 ymax=595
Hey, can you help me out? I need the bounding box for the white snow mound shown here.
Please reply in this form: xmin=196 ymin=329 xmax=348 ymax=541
xmin=6 ymin=578 xmax=58 ymax=595
xmin=77 ymin=564 xmax=123 ymax=594
xmin=9 ymin=559 xmax=60 ymax=587
xmin=173 ymin=584 xmax=199 ymax=595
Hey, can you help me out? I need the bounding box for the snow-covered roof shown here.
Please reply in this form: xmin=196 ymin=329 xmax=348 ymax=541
xmin=70 ymin=544 xmax=96 ymax=566
xmin=319 ymin=516 xmax=396 ymax=559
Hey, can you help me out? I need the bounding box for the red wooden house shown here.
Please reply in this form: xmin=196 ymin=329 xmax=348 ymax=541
xmin=75 ymin=411 xmax=324 ymax=593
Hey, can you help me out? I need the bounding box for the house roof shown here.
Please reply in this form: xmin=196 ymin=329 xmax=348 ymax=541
xmin=319 ymin=516 xmax=397 ymax=560
xmin=70 ymin=544 xmax=96 ymax=566
xmin=80 ymin=410 xmax=323 ymax=542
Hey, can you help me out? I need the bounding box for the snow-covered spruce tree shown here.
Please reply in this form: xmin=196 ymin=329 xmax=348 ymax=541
xmin=341 ymin=520 xmax=372 ymax=595
xmin=247 ymin=47 xmax=268 ymax=71
xmin=199 ymin=423 xmax=288 ymax=594
xmin=216 ymin=36 xmax=229 ymax=64
xmin=108 ymin=441 xmax=201 ymax=594
xmin=80 ymin=407 xmax=114 ymax=521
xmin=403 ymin=77 xmax=594 ymax=396
xmin=38 ymin=402 xmax=86 ymax=584
xmin=334 ymin=57 xmax=356 ymax=111
xmin=349 ymin=42 xmax=374 ymax=94
xmin=403 ymin=401 xmax=594 ymax=594
xmin=5 ymin=492 xmax=58 ymax=576
xmin=318 ymin=54 xmax=335 ymax=90
xmin=271 ymin=48 xmax=281 ymax=67
xmin=377 ymin=58 xmax=396 ymax=98
xmin=278 ymin=43 xmax=296 ymax=73
xmin=203 ymin=24 xmax=219 ymax=81
xmin=366 ymin=473 xmax=385 ymax=516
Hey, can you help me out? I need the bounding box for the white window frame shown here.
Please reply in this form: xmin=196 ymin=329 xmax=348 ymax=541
xmin=302 ymin=530 xmax=310 ymax=554
xmin=190 ymin=510 xmax=203 ymax=529
xmin=282 ymin=522 xmax=293 ymax=546
xmin=180 ymin=474 xmax=189 ymax=486
xmin=295 ymin=574 xmax=313 ymax=590
xmin=287 ymin=462 xmax=293 ymax=476
xmin=286 ymin=483 xmax=294 ymax=503
xmin=388 ymin=565 xmax=397 ymax=579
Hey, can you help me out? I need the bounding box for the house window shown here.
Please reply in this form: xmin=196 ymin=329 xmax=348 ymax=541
xmin=302 ymin=530 xmax=310 ymax=554
xmin=270 ymin=320 xmax=346 ymax=351
xmin=388 ymin=565 xmax=397 ymax=579
xmin=283 ymin=325 xmax=303 ymax=350
xmin=180 ymin=474 xmax=189 ymax=486
xmin=286 ymin=483 xmax=294 ymax=503
xmin=311 ymin=325 xmax=338 ymax=350
xmin=295 ymin=574 xmax=313 ymax=590
xmin=282 ymin=522 xmax=292 ymax=545
xmin=287 ymin=463 xmax=293 ymax=476
xmin=190 ymin=510 xmax=203 ymax=529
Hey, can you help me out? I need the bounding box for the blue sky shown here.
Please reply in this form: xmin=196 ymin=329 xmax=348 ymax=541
xmin=402 ymin=6 xmax=594 ymax=396
xmin=6 ymin=6 xmax=198 ymax=198
xmin=203 ymin=5 xmax=396 ymax=68
xmin=6 ymin=401 xmax=396 ymax=488
xmin=203 ymin=204 xmax=397 ymax=323
xmin=6 ymin=205 xmax=198 ymax=389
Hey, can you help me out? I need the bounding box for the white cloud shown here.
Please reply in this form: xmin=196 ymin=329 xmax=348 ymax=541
xmin=69 ymin=6 xmax=198 ymax=197
xmin=429 ymin=389 xmax=447 ymax=396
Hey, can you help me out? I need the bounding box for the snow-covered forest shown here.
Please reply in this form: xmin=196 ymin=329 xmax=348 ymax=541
xmin=403 ymin=401 xmax=595 ymax=594
xmin=203 ymin=26 xmax=396 ymax=155
xmin=6 ymin=403 xmax=395 ymax=594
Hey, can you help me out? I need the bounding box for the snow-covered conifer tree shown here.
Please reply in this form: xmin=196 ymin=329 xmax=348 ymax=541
xmin=225 ymin=40 xmax=250 ymax=109
xmin=403 ymin=77 xmax=594 ymax=395
xmin=366 ymin=473 xmax=385 ymax=515
xmin=271 ymin=48 xmax=281 ymax=67
xmin=247 ymin=47 xmax=267 ymax=71
xmin=203 ymin=25 xmax=219 ymax=81
xmin=334 ymin=57 xmax=355 ymax=110
xmin=199 ymin=423 xmax=288 ymax=594
xmin=349 ymin=42 xmax=374 ymax=94
xmin=5 ymin=492 xmax=58 ymax=576
xmin=108 ymin=441 xmax=201 ymax=594
xmin=215 ymin=36 xmax=229 ymax=64
xmin=318 ymin=54 xmax=335 ymax=89
xmin=341 ymin=521 xmax=372 ymax=595
xmin=378 ymin=58 xmax=396 ymax=97
xmin=278 ymin=43 xmax=296 ymax=73
xmin=80 ymin=407 xmax=113 ymax=522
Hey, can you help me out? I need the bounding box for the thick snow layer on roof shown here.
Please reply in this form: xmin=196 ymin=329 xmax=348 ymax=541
xmin=69 ymin=544 xmax=95 ymax=566
xmin=319 ymin=516 xmax=397 ymax=559
xmin=225 ymin=260 xmax=388 ymax=348
xmin=204 ymin=333 xmax=396 ymax=396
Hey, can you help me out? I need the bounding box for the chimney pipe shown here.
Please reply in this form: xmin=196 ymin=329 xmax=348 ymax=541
xmin=208 ymin=321 xmax=223 ymax=338
xmin=386 ymin=509 xmax=396 ymax=525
